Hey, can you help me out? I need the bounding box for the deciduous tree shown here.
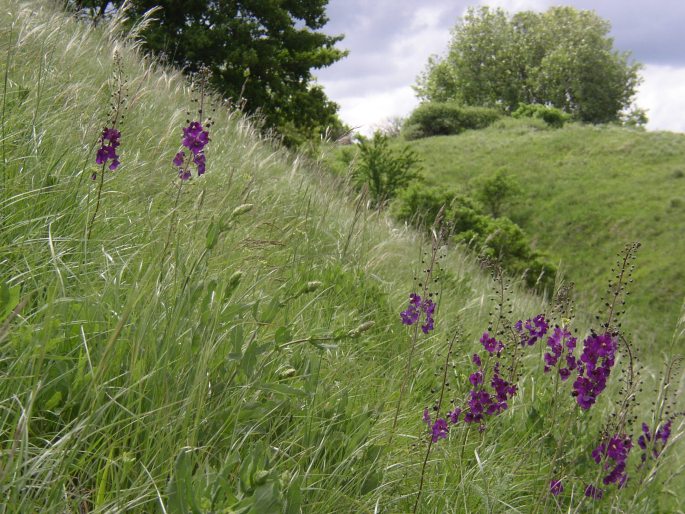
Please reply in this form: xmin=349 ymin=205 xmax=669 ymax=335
xmin=70 ymin=0 xmax=347 ymax=145
xmin=415 ymin=6 xmax=642 ymax=124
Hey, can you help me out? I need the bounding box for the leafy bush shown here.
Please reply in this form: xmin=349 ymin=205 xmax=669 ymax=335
xmin=353 ymin=132 xmax=421 ymax=205
xmin=456 ymin=216 xmax=556 ymax=290
xmin=474 ymin=168 xmax=522 ymax=218
xmin=391 ymin=183 xmax=459 ymax=227
xmin=391 ymin=182 xmax=555 ymax=291
xmin=512 ymin=103 xmax=570 ymax=128
xmin=403 ymin=102 xmax=501 ymax=139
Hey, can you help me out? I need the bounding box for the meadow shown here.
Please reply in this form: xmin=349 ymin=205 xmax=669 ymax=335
xmin=0 ymin=2 xmax=683 ymax=512
xmin=405 ymin=119 xmax=685 ymax=353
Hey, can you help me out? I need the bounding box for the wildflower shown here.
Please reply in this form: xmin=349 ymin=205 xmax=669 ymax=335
xmin=480 ymin=332 xmax=503 ymax=353
xmin=95 ymin=126 xmax=121 ymax=173
xmin=549 ymin=479 xmax=564 ymax=496
xmin=182 ymin=121 xmax=210 ymax=154
xmin=515 ymin=314 xmax=549 ymax=346
xmin=422 ymin=408 xmax=431 ymax=425
xmin=592 ymin=433 xmax=632 ymax=487
xmin=173 ymin=120 xmax=210 ymax=179
xmin=469 ymin=370 xmax=483 ymax=386
xmin=400 ymin=293 xmax=436 ymax=333
xmin=584 ymin=484 xmax=603 ymax=499
xmin=543 ymin=326 xmax=577 ymax=377
xmin=431 ymin=418 xmax=449 ymax=442
xmin=173 ymin=151 xmax=185 ymax=167
xmin=491 ymin=363 xmax=517 ymax=402
xmin=571 ymin=332 xmax=617 ymax=409
xmin=639 ymin=420 xmax=672 ymax=461
xmin=456 ymin=356 xmax=517 ymax=429
xmin=448 ymin=408 xmax=461 ymax=424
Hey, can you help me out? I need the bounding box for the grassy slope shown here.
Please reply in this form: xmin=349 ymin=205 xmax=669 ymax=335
xmin=407 ymin=119 xmax=685 ymax=352
xmin=0 ymin=3 xmax=682 ymax=513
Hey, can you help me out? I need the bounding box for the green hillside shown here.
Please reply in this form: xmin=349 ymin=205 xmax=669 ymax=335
xmin=407 ymin=119 xmax=685 ymax=352
xmin=1 ymin=2 xmax=683 ymax=513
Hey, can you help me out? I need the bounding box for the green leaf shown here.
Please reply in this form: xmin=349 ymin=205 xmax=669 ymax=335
xmin=285 ymin=476 xmax=302 ymax=514
xmin=206 ymin=220 xmax=222 ymax=250
xmin=250 ymin=481 xmax=282 ymax=514
xmin=258 ymin=297 xmax=281 ymax=324
xmin=0 ymin=283 xmax=20 ymax=321
xmin=167 ymin=449 xmax=202 ymax=514
xmin=274 ymin=326 xmax=291 ymax=347
xmin=257 ymin=382 xmax=308 ymax=398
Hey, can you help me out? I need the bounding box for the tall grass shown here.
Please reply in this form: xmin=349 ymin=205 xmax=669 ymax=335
xmin=0 ymin=2 xmax=682 ymax=512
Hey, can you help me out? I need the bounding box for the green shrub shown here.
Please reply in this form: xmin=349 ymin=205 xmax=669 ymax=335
xmin=391 ymin=183 xmax=458 ymax=227
xmin=453 ymin=215 xmax=556 ymax=292
xmin=390 ymin=184 xmax=556 ymax=292
xmin=353 ymin=132 xmax=421 ymax=205
xmin=403 ymin=102 xmax=501 ymax=139
xmin=474 ymin=169 xmax=522 ymax=218
xmin=512 ymin=103 xmax=570 ymax=128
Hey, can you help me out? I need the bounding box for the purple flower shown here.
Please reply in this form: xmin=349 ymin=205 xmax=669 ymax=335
xmin=656 ymin=420 xmax=672 ymax=444
xmin=515 ymin=314 xmax=549 ymax=346
xmin=469 ymin=370 xmax=483 ymax=386
xmin=549 ymin=479 xmax=563 ymax=496
xmin=592 ymin=433 xmax=632 ymax=487
xmin=400 ymin=293 xmax=436 ymax=333
xmin=639 ymin=420 xmax=672 ymax=460
xmin=422 ymin=408 xmax=431 ymax=425
xmin=94 ymin=126 xmax=122 ymax=175
xmin=182 ymin=121 xmax=210 ymax=154
xmin=571 ymin=332 xmax=617 ymax=410
xmin=194 ymin=153 xmax=206 ymax=175
xmin=480 ymin=332 xmax=503 ymax=353
xmin=449 ymin=408 xmax=461 ymax=424
xmin=431 ymin=418 xmax=449 ymax=442
xmin=472 ymin=353 xmax=482 ymax=367
xmin=584 ymin=484 xmax=603 ymax=499
xmin=174 ymin=121 xmax=209 ymax=178
xmin=173 ymin=151 xmax=185 ymax=167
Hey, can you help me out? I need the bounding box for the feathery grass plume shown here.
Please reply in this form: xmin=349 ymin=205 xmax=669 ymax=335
xmin=87 ymin=50 xmax=127 ymax=239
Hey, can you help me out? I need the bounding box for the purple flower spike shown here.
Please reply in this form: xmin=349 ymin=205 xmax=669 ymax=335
xmin=592 ymin=433 xmax=632 ymax=487
xmin=175 ymin=120 xmax=209 ymax=178
xmin=571 ymin=332 xmax=617 ymax=410
xmin=95 ymin=126 xmax=122 ymax=171
xmin=639 ymin=420 xmax=673 ymax=461
xmin=400 ymin=293 xmax=436 ymax=333
xmin=549 ymin=479 xmax=563 ymax=496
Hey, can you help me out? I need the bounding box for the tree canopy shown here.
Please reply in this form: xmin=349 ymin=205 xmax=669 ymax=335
xmin=70 ymin=0 xmax=347 ymax=145
xmin=415 ymin=6 xmax=642 ymax=124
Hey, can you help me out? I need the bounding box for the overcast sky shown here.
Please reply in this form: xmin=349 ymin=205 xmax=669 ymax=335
xmin=315 ymin=0 xmax=685 ymax=134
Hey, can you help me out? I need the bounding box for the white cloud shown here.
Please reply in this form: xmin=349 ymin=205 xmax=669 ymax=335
xmin=636 ymin=65 xmax=685 ymax=133
xmin=335 ymin=86 xmax=418 ymax=135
